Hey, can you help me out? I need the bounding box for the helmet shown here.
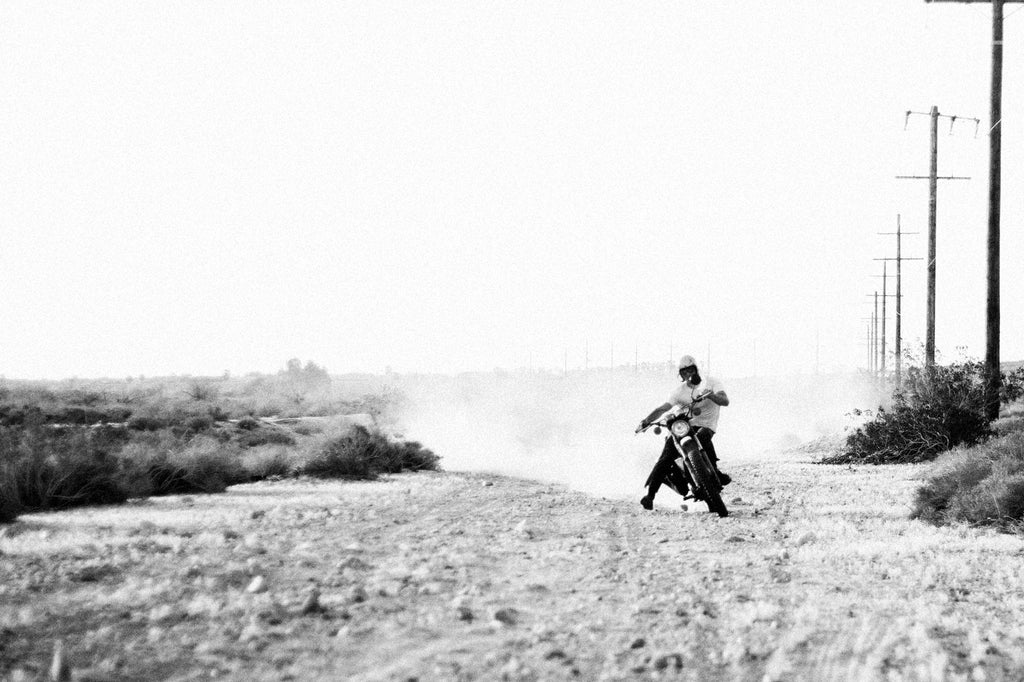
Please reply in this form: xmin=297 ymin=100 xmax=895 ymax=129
xmin=678 ymin=354 xmax=698 ymax=371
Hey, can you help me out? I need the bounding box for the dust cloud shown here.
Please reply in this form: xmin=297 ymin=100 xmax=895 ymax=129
xmin=393 ymin=368 xmax=881 ymax=499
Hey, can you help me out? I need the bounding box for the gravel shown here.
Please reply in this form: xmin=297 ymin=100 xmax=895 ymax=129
xmin=2 ymin=460 xmax=1024 ymax=680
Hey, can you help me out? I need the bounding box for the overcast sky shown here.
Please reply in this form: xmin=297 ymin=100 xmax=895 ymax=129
xmin=1 ymin=1 xmax=1023 ymax=379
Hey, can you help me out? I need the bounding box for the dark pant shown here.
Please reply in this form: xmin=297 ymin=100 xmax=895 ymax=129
xmin=645 ymin=428 xmax=718 ymax=500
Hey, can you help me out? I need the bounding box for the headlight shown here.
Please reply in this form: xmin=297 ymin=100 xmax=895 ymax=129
xmin=670 ymin=420 xmax=690 ymax=438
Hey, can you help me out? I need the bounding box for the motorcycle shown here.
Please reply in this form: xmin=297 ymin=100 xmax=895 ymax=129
xmin=635 ymin=394 xmax=729 ymax=517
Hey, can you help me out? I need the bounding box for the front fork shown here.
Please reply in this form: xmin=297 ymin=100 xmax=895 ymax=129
xmin=671 ymin=435 xmax=721 ymax=491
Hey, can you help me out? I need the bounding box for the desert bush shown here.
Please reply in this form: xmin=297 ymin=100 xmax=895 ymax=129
xmin=394 ymin=438 xmax=441 ymax=472
xmin=824 ymin=361 xmax=1024 ymax=465
xmin=175 ymin=415 xmax=215 ymax=436
xmin=0 ymin=484 xmax=18 ymax=522
xmin=90 ymin=424 xmax=132 ymax=448
xmin=0 ymin=426 xmax=129 ymax=518
xmin=292 ymin=421 xmax=324 ymax=436
xmin=302 ymin=426 xmax=439 ymax=480
xmin=185 ymin=380 xmax=219 ymax=402
xmin=165 ymin=436 xmax=247 ymax=492
xmin=239 ymin=445 xmax=298 ymax=480
xmin=302 ymin=427 xmax=379 ymax=479
xmin=127 ymin=415 xmax=167 ymax=432
xmin=0 ymin=429 xmax=23 ymax=522
xmin=236 ymin=427 xmax=296 ymax=449
xmin=120 ymin=434 xmax=246 ymax=496
xmin=49 ymin=406 xmax=132 ymax=425
xmin=206 ymin=404 xmax=231 ymax=422
xmin=0 ymin=405 xmax=45 ymax=427
xmin=912 ymin=432 xmax=1024 ymax=528
xmin=236 ymin=416 xmax=261 ymax=431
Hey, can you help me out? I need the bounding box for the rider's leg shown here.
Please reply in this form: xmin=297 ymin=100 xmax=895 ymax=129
xmin=641 ymin=438 xmax=679 ymax=509
xmin=696 ymin=428 xmax=731 ymax=485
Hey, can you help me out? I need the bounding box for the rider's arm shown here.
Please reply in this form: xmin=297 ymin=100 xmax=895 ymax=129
xmin=705 ymin=390 xmax=730 ymax=407
xmin=641 ymin=402 xmax=673 ymax=426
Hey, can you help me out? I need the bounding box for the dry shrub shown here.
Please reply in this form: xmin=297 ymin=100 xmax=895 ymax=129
xmin=302 ymin=427 xmax=380 ymax=479
xmin=236 ymin=426 xmax=296 ymax=449
xmin=397 ymin=438 xmax=441 ymax=472
xmin=0 ymin=429 xmax=23 ymax=522
xmin=912 ymin=432 xmax=1024 ymax=529
xmin=0 ymin=426 xmax=129 ymax=520
xmin=0 ymin=482 xmax=18 ymax=522
xmin=239 ymin=445 xmax=299 ymax=480
xmin=236 ymin=416 xmax=261 ymax=431
xmin=165 ymin=436 xmax=246 ymax=492
xmin=825 ymin=361 xmax=1024 ymax=465
xmin=119 ymin=432 xmax=246 ymax=496
xmin=302 ymin=426 xmax=440 ymax=480
xmin=292 ymin=421 xmax=324 ymax=436
xmin=127 ymin=415 xmax=166 ymax=432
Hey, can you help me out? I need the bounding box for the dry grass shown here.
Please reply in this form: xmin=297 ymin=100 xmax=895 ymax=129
xmin=912 ymin=431 xmax=1024 ymax=529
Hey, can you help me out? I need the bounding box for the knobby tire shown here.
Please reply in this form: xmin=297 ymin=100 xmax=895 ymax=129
xmin=685 ymin=444 xmax=729 ymax=518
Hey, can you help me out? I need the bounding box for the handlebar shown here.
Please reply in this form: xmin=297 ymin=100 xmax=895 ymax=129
xmin=635 ymin=393 xmax=711 ymax=434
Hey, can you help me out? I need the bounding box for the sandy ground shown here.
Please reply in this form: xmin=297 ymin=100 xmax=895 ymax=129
xmin=3 ymin=452 xmax=1024 ymax=681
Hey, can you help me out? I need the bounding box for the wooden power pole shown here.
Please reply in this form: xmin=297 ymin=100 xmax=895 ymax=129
xmin=879 ymin=215 xmax=922 ymax=385
xmin=869 ymin=280 xmax=902 ymax=381
xmin=897 ymin=107 xmax=975 ymax=369
xmin=925 ymin=0 xmax=1016 ymax=418
xmin=873 ymin=292 xmax=879 ymax=377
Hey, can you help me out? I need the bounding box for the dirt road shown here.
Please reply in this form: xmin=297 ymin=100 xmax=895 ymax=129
xmin=3 ymin=452 xmax=1024 ymax=681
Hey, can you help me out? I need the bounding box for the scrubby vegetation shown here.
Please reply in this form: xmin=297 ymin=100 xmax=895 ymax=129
xmin=822 ymin=361 xmax=1024 ymax=465
xmin=0 ymin=362 xmax=439 ymax=523
xmin=912 ymin=430 xmax=1024 ymax=529
xmin=305 ymin=426 xmax=439 ymax=480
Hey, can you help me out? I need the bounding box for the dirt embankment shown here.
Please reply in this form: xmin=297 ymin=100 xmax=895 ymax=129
xmin=3 ymin=453 xmax=1024 ymax=681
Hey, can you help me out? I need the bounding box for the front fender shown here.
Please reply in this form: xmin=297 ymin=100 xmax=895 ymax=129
xmin=671 ymin=435 xmax=696 ymax=463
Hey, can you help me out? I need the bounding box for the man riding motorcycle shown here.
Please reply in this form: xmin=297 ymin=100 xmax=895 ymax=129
xmin=638 ymin=354 xmax=731 ymax=510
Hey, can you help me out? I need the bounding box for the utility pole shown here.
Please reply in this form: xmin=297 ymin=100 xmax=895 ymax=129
xmin=866 ymin=325 xmax=872 ymax=372
xmin=861 ymin=316 xmax=876 ymax=373
xmin=882 ymin=263 xmax=888 ymax=375
xmin=879 ymin=215 xmax=922 ymax=385
xmin=927 ymin=0 xmax=1015 ymax=421
xmin=925 ymin=0 xmax=1011 ymax=417
xmin=873 ymin=292 xmax=879 ymax=377
xmin=868 ymin=287 xmax=900 ymax=380
xmin=897 ymin=106 xmax=975 ymax=368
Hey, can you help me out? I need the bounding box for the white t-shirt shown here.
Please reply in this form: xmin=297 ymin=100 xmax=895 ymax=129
xmin=668 ymin=376 xmax=725 ymax=432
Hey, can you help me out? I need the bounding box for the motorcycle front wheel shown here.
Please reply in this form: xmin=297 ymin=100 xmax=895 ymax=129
xmin=684 ymin=442 xmax=728 ymax=518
